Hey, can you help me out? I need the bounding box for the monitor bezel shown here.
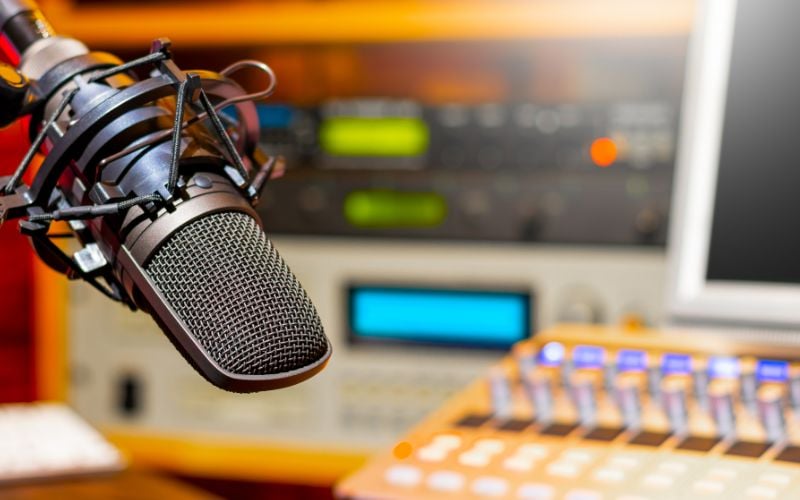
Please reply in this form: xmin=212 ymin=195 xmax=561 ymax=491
xmin=668 ymin=0 xmax=800 ymax=327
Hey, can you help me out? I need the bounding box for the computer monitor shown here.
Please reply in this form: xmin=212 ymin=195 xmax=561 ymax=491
xmin=669 ymin=0 xmax=800 ymax=328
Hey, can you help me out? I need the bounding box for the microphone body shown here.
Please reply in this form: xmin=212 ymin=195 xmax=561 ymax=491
xmin=0 ymin=1 xmax=331 ymax=392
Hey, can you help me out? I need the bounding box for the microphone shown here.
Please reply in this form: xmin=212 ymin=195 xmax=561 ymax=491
xmin=0 ymin=0 xmax=331 ymax=392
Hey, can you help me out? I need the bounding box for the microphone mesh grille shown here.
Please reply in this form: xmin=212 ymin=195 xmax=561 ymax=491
xmin=144 ymin=211 xmax=328 ymax=377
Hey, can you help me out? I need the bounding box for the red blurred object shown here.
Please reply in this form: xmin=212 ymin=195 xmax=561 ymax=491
xmin=0 ymin=43 xmax=36 ymax=403
xmin=1 ymin=32 xmax=19 ymax=64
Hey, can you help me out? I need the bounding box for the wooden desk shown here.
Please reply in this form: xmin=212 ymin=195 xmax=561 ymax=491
xmin=0 ymin=470 xmax=219 ymax=500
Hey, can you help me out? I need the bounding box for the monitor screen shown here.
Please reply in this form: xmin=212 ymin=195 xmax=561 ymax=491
xmin=669 ymin=0 xmax=800 ymax=326
xmin=706 ymin=0 xmax=800 ymax=285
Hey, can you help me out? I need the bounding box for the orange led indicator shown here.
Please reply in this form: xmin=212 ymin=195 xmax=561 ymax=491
xmin=590 ymin=137 xmax=617 ymax=167
xmin=392 ymin=441 xmax=413 ymax=460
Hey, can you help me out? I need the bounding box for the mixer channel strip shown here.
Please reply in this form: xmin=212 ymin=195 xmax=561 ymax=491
xmin=337 ymin=325 xmax=800 ymax=499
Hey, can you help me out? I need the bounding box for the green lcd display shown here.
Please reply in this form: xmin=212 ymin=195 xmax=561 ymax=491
xmin=344 ymin=190 xmax=447 ymax=228
xmin=319 ymin=117 xmax=429 ymax=157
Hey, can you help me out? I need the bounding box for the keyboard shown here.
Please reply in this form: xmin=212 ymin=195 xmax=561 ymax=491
xmin=0 ymin=402 xmax=126 ymax=484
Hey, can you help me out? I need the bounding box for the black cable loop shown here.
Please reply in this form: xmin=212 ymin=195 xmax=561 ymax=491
xmin=97 ymin=60 xmax=277 ymax=171
xmin=16 ymin=55 xmax=276 ymax=224
xmin=218 ymin=59 xmax=277 ymax=103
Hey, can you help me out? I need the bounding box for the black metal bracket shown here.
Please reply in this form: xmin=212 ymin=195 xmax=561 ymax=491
xmin=0 ymin=37 xmax=280 ymax=296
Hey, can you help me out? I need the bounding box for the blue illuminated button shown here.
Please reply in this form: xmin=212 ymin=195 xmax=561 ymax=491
xmin=618 ymin=350 xmax=647 ymax=373
xmin=756 ymin=360 xmax=789 ymax=383
xmin=662 ymin=353 xmax=692 ymax=375
xmin=708 ymin=357 xmax=740 ymax=379
xmin=539 ymin=342 xmax=565 ymax=366
xmin=573 ymin=345 xmax=605 ymax=369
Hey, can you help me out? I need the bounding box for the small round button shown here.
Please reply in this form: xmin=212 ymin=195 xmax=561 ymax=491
xmin=592 ymin=467 xmax=626 ymax=483
xmin=431 ymin=434 xmax=462 ymax=451
xmin=417 ymin=446 xmax=447 ymax=463
xmin=546 ymin=461 xmax=580 ymax=478
xmin=565 ymin=489 xmax=603 ymax=500
xmin=560 ymin=449 xmax=595 ymax=464
xmin=426 ymin=470 xmax=465 ymax=492
xmin=758 ymin=473 xmax=791 ymax=487
xmin=657 ymin=461 xmax=688 ymax=475
xmin=606 ymin=456 xmax=639 ymax=470
xmin=384 ymin=465 xmax=422 ymax=488
xmin=746 ymin=485 xmax=778 ymax=499
xmin=503 ymin=455 xmax=535 ymax=472
xmin=642 ymin=473 xmax=674 ymax=489
xmin=458 ymin=451 xmax=491 ymax=468
xmin=516 ymin=444 xmax=550 ymax=459
xmin=194 ymin=175 xmax=213 ymax=189
xmin=472 ymin=476 xmax=509 ymax=497
xmin=473 ymin=438 xmax=506 ymax=455
xmin=517 ymin=482 xmax=555 ymax=499
xmin=692 ymin=479 xmax=725 ymax=495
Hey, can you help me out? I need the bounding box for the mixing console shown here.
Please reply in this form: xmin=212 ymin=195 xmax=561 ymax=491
xmin=337 ymin=325 xmax=800 ymax=499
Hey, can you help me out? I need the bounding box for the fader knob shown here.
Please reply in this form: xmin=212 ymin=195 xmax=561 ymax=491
xmin=661 ymin=375 xmax=689 ymax=436
xmin=523 ymin=368 xmax=554 ymax=424
xmin=489 ymin=367 xmax=513 ymax=420
xmin=708 ymin=380 xmax=736 ymax=439
xmin=757 ymin=384 xmax=787 ymax=443
xmin=692 ymin=359 xmax=710 ymax=410
xmin=789 ymin=368 xmax=800 ymax=411
xmin=513 ymin=343 xmax=538 ymax=374
xmin=647 ymin=363 xmax=661 ymax=399
xmin=740 ymin=359 xmax=758 ymax=411
xmin=570 ymin=371 xmax=598 ymax=428
xmin=614 ymin=373 xmax=643 ymax=430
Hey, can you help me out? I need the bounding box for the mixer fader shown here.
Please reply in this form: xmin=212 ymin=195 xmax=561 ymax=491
xmin=338 ymin=325 xmax=800 ymax=499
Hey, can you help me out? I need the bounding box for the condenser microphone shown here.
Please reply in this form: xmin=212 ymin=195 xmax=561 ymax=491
xmin=0 ymin=0 xmax=331 ymax=392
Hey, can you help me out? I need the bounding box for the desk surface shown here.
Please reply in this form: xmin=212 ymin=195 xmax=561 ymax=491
xmin=0 ymin=470 xmax=218 ymax=500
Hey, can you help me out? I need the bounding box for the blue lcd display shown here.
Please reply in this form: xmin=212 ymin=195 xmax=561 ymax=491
xmin=573 ymin=345 xmax=605 ymax=369
xmin=618 ymin=350 xmax=648 ymax=372
xmin=756 ymin=359 xmax=789 ymax=383
xmin=349 ymin=286 xmax=530 ymax=349
xmin=662 ymin=353 xmax=692 ymax=375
